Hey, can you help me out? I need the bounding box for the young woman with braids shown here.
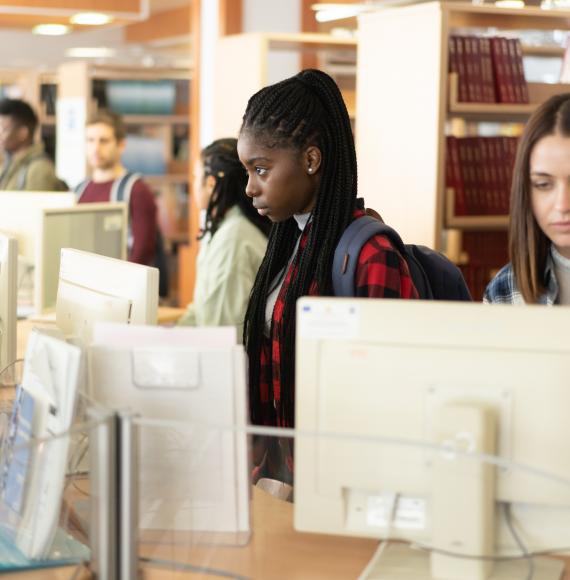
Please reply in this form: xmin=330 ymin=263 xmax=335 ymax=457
xmin=238 ymin=69 xmax=418 ymax=482
xmin=178 ymin=138 xmax=271 ymax=336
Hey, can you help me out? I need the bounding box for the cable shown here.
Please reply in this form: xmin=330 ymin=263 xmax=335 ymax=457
xmin=503 ymin=503 xmax=535 ymax=580
xmin=139 ymin=556 xmax=252 ymax=580
xmin=357 ymin=493 xmax=399 ymax=580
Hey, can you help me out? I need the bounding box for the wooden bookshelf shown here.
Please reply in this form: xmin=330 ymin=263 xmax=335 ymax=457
xmin=357 ymin=1 xmax=570 ymax=253
xmin=445 ymin=188 xmax=509 ymax=231
xmin=448 ymin=73 xmax=570 ymax=120
xmin=213 ymin=32 xmax=357 ymax=138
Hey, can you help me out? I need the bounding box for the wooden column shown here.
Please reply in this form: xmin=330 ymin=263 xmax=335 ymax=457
xmin=178 ymin=0 xmax=201 ymax=308
xmin=219 ymin=0 xmax=242 ymax=36
xmin=301 ymin=0 xmax=319 ymax=69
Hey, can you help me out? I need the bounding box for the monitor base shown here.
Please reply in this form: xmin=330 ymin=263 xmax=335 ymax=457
xmin=361 ymin=543 xmax=565 ymax=580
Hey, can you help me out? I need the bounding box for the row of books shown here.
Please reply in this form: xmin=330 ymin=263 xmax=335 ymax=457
xmin=446 ymin=136 xmax=518 ymax=216
xmin=449 ymin=35 xmax=529 ymax=104
xmin=459 ymin=232 xmax=509 ymax=300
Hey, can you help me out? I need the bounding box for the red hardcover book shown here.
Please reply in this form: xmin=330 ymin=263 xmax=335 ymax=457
xmin=446 ymin=136 xmax=467 ymax=216
xmin=507 ymin=38 xmax=523 ymax=103
xmin=458 ymin=138 xmax=474 ymax=215
xmin=479 ymin=37 xmax=496 ymax=103
xmin=501 ymin=37 xmax=517 ymax=103
xmin=469 ymin=36 xmax=483 ymax=103
xmin=455 ymin=36 xmax=469 ymax=103
xmin=490 ymin=37 xmax=508 ymax=104
xmin=513 ymin=39 xmax=529 ymax=103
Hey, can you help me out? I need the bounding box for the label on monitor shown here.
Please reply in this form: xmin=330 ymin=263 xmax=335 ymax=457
xmin=298 ymin=301 xmax=359 ymax=340
xmin=103 ymin=214 xmax=124 ymax=232
xmin=366 ymin=495 xmax=427 ymax=530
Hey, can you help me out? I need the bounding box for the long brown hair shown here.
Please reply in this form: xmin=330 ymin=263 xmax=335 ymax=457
xmin=510 ymin=93 xmax=570 ymax=303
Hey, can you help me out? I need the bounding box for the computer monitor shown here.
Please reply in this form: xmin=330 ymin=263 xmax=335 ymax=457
xmin=88 ymin=323 xmax=250 ymax=540
xmin=294 ymin=298 xmax=570 ymax=579
xmin=56 ymin=249 xmax=159 ymax=344
xmin=37 ymin=204 xmax=127 ymax=313
xmin=0 ymin=234 xmax=17 ymax=381
xmin=0 ymin=194 xmax=127 ymax=315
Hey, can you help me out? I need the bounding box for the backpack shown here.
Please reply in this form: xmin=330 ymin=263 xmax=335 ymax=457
xmin=74 ymin=172 xmax=169 ymax=298
xmin=332 ymin=214 xmax=472 ymax=301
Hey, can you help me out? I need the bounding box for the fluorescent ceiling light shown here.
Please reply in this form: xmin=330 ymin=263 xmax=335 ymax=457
xmin=70 ymin=12 xmax=114 ymax=26
xmin=66 ymin=47 xmax=117 ymax=58
xmin=313 ymin=4 xmax=364 ymax=22
xmin=494 ymin=0 xmax=525 ymax=6
xmin=32 ymin=23 xmax=70 ymax=36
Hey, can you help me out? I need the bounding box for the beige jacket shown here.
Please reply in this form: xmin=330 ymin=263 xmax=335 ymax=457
xmin=0 ymin=143 xmax=65 ymax=191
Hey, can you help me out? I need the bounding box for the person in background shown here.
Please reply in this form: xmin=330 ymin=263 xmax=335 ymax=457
xmin=238 ymin=69 xmax=418 ymax=482
xmin=485 ymin=93 xmax=570 ymax=305
xmin=178 ymin=138 xmax=271 ymax=337
xmin=75 ymin=109 xmax=157 ymax=267
xmin=0 ymin=98 xmax=66 ymax=191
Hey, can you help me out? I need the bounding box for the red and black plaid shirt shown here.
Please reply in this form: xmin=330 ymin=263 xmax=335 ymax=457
xmin=256 ymin=209 xmax=418 ymax=429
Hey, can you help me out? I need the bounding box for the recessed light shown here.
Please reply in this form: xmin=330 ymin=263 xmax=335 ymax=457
xmin=494 ymin=0 xmax=525 ymax=7
xmin=70 ymin=12 xmax=114 ymax=26
xmin=65 ymin=47 xmax=117 ymax=58
xmin=32 ymin=23 xmax=71 ymax=36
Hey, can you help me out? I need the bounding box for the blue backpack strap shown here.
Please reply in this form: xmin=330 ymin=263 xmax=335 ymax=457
xmin=73 ymin=179 xmax=91 ymax=201
xmin=333 ymin=215 xmax=436 ymax=298
xmin=333 ymin=215 xmax=406 ymax=297
xmin=110 ymin=171 xmax=141 ymax=205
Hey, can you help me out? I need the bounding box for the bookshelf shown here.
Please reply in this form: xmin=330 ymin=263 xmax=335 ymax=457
xmin=0 ymin=69 xmax=58 ymax=161
xmin=56 ymin=61 xmax=191 ymax=303
xmin=357 ymin=1 xmax=570 ymax=298
xmin=213 ymin=32 xmax=357 ymax=139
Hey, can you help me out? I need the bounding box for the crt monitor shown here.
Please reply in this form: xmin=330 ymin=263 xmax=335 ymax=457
xmin=37 ymin=203 xmax=127 ymax=313
xmin=56 ymin=248 xmax=159 ymax=344
xmin=0 ymin=234 xmax=17 ymax=381
xmin=294 ymin=298 xmax=570 ymax=580
xmin=0 ymin=192 xmax=76 ymax=316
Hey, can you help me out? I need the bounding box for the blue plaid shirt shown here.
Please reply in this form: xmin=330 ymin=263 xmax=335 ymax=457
xmin=483 ymin=251 xmax=558 ymax=305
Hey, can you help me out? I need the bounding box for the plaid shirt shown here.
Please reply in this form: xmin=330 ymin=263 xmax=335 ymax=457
xmin=483 ymin=253 xmax=558 ymax=305
xmin=257 ymin=209 xmax=419 ymax=429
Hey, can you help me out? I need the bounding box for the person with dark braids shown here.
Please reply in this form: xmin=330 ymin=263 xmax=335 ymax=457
xmin=178 ymin=138 xmax=271 ymax=336
xmin=238 ymin=69 xmax=418 ymax=482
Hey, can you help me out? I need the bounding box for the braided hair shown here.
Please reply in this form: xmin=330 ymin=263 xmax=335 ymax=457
xmin=199 ymin=138 xmax=271 ymax=240
xmin=241 ymin=69 xmax=357 ymax=426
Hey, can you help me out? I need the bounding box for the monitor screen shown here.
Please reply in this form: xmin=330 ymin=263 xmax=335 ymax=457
xmin=294 ymin=298 xmax=570 ymax=578
xmin=56 ymin=248 xmax=159 ymax=344
xmin=0 ymin=234 xmax=17 ymax=382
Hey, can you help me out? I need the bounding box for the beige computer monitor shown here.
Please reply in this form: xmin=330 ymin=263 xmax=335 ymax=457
xmin=294 ymin=299 xmax=570 ymax=579
xmin=56 ymin=248 xmax=159 ymax=344
xmin=0 ymin=233 xmax=17 ymax=380
xmin=0 ymin=195 xmax=127 ymax=315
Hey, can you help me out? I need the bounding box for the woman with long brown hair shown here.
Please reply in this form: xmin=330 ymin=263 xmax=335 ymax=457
xmin=485 ymin=93 xmax=570 ymax=305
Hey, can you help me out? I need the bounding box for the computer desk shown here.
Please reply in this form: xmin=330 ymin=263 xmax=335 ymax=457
xmin=8 ymin=317 xmax=570 ymax=580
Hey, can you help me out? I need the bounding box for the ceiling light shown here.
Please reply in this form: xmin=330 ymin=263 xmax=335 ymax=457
xmin=494 ymin=0 xmax=525 ymax=6
xmin=65 ymin=47 xmax=117 ymax=58
xmin=32 ymin=23 xmax=70 ymax=36
xmin=314 ymin=4 xmax=363 ymax=22
xmin=70 ymin=12 xmax=114 ymax=26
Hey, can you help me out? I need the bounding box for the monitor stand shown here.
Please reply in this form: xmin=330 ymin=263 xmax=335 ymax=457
xmin=362 ymin=403 xmax=564 ymax=580
xmin=361 ymin=543 xmax=564 ymax=580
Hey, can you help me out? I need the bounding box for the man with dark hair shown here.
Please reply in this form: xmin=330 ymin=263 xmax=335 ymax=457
xmin=75 ymin=109 xmax=158 ymax=267
xmin=0 ymin=98 xmax=65 ymax=191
